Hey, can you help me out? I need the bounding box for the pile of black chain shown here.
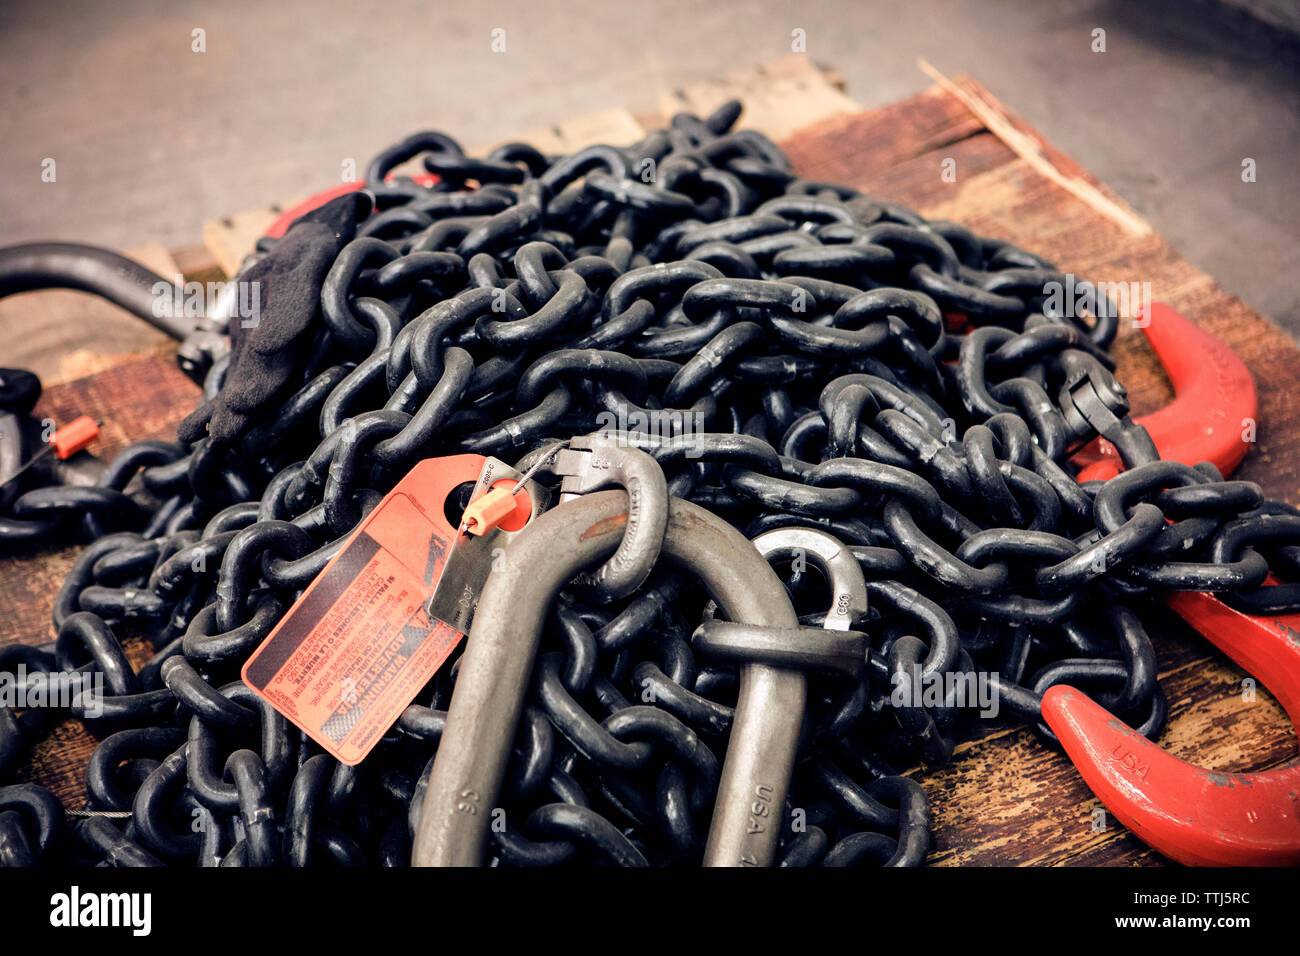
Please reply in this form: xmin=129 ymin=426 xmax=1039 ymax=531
xmin=2 ymin=99 xmax=1298 ymax=868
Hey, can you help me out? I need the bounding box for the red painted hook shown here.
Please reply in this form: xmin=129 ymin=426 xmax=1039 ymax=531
xmin=1050 ymin=309 xmax=1293 ymax=865
xmin=1043 ymin=591 xmax=1300 ymax=866
xmin=1071 ymin=303 xmax=1257 ymax=481
xmin=263 ymin=172 xmax=440 ymax=239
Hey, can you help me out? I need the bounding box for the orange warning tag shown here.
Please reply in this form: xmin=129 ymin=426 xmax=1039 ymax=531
xmin=241 ymin=454 xmax=489 ymax=765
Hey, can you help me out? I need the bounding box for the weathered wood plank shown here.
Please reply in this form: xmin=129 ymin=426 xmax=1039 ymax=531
xmin=779 ymin=85 xmax=996 ymax=188
xmin=918 ymin=61 xmax=1153 ymax=238
xmin=917 ymin=655 xmax=1292 ymax=866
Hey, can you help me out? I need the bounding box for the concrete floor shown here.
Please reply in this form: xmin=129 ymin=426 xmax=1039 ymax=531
xmin=1 ymin=0 xmax=1297 ymax=336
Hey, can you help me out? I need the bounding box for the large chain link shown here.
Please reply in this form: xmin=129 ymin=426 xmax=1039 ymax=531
xmin=1 ymin=99 xmax=1296 ymax=867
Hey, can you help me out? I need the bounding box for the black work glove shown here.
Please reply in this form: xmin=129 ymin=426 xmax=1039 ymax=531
xmin=178 ymin=191 xmax=372 ymax=445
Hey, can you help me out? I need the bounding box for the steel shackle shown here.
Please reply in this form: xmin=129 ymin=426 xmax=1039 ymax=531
xmin=412 ymin=489 xmax=798 ymax=866
xmin=695 ymin=526 xmax=869 ymax=866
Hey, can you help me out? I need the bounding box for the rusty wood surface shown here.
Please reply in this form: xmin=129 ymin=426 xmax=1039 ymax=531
xmin=1 ymin=70 xmax=1297 ymax=865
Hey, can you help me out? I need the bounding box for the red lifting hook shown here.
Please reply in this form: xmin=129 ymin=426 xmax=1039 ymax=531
xmin=1049 ymin=307 xmax=1298 ymax=864
xmin=263 ymin=173 xmax=440 ymax=239
xmin=1071 ymin=303 xmax=1257 ymax=481
xmin=1043 ymin=593 xmax=1300 ymax=866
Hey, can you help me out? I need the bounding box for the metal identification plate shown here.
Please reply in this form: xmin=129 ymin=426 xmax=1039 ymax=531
xmin=426 ymin=456 xmax=550 ymax=634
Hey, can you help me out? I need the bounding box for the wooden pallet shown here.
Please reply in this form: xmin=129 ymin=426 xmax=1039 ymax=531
xmin=2 ymin=55 xmax=1297 ymax=866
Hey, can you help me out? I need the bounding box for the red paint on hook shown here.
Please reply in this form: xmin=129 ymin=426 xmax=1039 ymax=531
xmin=263 ymin=173 xmax=440 ymax=239
xmin=1044 ymin=592 xmax=1300 ymax=866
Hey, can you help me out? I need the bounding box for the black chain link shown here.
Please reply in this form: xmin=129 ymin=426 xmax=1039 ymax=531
xmin=1 ymin=98 xmax=1296 ymax=867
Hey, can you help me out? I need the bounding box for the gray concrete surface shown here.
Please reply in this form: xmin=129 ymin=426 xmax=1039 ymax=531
xmin=1 ymin=0 xmax=1297 ymax=336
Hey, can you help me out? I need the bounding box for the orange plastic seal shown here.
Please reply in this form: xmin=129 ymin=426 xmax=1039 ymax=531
xmin=52 ymin=416 xmax=99 ymax=459
xmin=461 ymin=485 xmax=519 ymax=535
xmin=461 ymin=478 xmax=534 ymax=535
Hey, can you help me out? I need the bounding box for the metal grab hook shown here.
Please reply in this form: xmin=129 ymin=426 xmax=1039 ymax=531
xmin=1043 ymin=591 xmax=1300 ymax=866
xmin=536 ymin=435 xmax=672 ymax=604
xmin=1070 ymin=303 xmax=1257 ymax=482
